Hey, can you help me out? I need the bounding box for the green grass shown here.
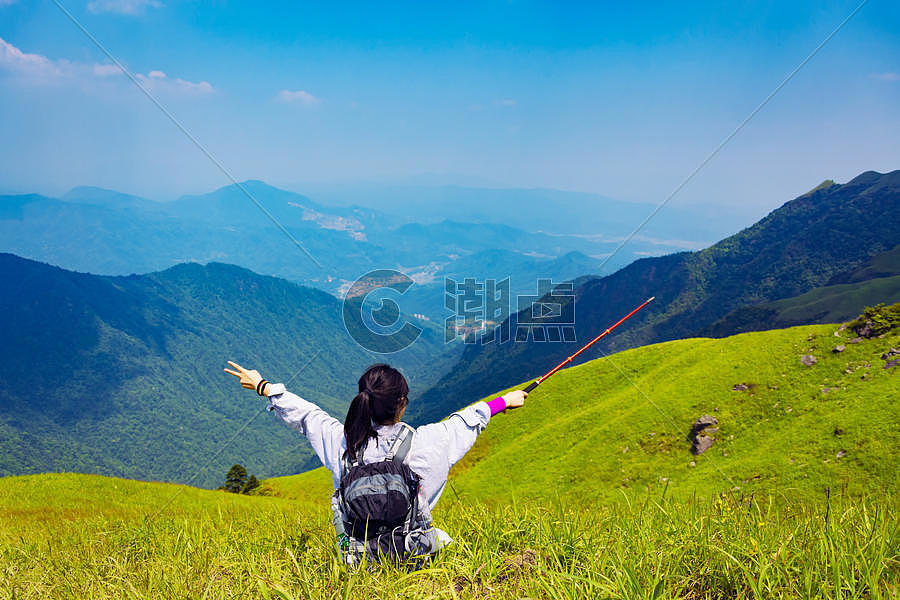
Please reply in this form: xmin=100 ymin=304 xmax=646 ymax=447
xmin=449 ymin=323 xmax=899 ymax=504
xmin=1 ymin=323 xmax=898 ymax=598
xmin=271 ymin=323 xmax=899 ymax=507
xmin=0 ymin=474 xmax=896 ymax=599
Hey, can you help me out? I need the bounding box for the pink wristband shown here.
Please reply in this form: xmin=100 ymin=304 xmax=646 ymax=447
xmin=486 ymin=396 xmax=506 ymax=416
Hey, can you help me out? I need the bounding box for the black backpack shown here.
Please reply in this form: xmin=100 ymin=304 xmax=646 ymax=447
xmin=333 ymin=423 xmax=436 ymax=563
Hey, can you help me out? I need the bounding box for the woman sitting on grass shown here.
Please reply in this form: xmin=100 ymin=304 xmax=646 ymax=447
xmin=224 ymin=361 xmax=526 ymax=565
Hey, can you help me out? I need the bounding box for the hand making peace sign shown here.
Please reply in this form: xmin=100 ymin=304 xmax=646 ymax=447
xmin=224 ymin=360 xmax=265 ymax=392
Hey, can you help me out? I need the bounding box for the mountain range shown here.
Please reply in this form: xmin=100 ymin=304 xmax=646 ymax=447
xmin=290 ymin=180 xmax=754 ymax=241
xmin=412 ymin=170 xmax=900 ymax=424
xmin=0 ymin=169 xmax=897 ymax=486
xmin=0 ymin=181 xmax=711 ymax=318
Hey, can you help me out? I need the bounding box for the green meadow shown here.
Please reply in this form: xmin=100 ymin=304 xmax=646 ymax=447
xmin=1 ymin=323 xmax=897 ymax=598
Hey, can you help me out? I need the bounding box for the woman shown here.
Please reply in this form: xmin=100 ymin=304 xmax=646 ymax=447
xmin=224 ymin=361 xmax=526 ymax=563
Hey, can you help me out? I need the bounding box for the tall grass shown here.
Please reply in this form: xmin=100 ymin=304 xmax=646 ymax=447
xmin=1 ymin=474 xmax=896 ymax=599
xmin=3 ymin=324 xmax=897 ymax=597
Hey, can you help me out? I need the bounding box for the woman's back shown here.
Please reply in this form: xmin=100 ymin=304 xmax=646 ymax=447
xmin=224 ymin=360 xmax=526 ymax=562
xmin=264 ymin=385 xmax=495 ymax=510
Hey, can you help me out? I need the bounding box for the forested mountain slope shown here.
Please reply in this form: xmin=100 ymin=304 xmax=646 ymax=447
xmin=0 ymin=254 xmax=453 ymax=486
xmin=413 ymin=170 xmax=900 ymax=423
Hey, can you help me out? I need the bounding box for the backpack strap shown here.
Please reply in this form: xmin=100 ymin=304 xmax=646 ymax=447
xmin=342 ymin=423 xmax=416 ymax=472
xmin=386 ymin=423 xmax=415 ymax=463
xmin=341 ymin=446 xmax=364 ymax=473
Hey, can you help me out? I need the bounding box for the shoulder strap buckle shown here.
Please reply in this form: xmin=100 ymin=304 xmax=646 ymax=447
xmin=386 ymin=423 xmax=416 ymax=463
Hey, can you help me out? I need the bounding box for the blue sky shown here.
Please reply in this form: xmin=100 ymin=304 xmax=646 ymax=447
xmin=0 ymin=0 xmax=898 ymax=214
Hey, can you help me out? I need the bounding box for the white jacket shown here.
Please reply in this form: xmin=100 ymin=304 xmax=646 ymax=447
xmin=264 ymin=382 xmax=494 ymax=510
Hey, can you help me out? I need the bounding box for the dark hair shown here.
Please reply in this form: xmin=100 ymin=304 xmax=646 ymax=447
xmin=344 ymin=364 xmax=409 ymax=459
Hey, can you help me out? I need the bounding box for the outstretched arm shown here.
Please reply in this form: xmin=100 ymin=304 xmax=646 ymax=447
xmin=224 ymin=361 xmax=344 ymax=480
xmin=443 ymin=389 xmax=527 ymax=466
xmin=411 ymin=389 xmax=527 ymax=509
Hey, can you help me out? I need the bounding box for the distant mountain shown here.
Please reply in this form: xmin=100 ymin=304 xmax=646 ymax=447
xmin=62 ymin=186 xmax=158 ymax=211
xmin=164 ymin=180 xmax=382 ymax=237
xmin=412 ymin=170 xmax=900 ymax=424
xmin=0 ymin=181 xmax=665 ymax=300
xmin=0 ymin=254 xmax=457 ymax=487
xmin=0 ymin=182 xmax=396 ymax=283
xmin=290 ymin=181 xmax=751 ymax=243
xmin=0 ymin=192 xmax=186 ymax=274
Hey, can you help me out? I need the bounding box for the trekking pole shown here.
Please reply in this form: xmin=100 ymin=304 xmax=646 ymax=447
xmin=522 ymin=296 xmax=655 ymax=394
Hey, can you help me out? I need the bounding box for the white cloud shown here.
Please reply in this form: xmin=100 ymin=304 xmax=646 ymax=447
xmin=494 ymin=99 xmax=517 ymax=107
xmin=275 ymin=89 xmax=320 ymax=105
xmin=872 ymin=72 xmax=900 ymax=81
xmin=136 ymin=69 xmax=214 ymax=95
xmin=0 ymin=36 xmax=62 ymax=78
xmin=0 ymin=37 xmax=213 ymax=95
xmin=173 ymin=78 xmax=213 ymax=94
xmin=93 ymin=63 xmax=124 ymax=77
xmin=87 ymin=0 xmax=162 ymax=15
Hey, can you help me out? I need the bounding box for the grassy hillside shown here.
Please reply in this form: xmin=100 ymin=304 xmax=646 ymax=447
xmin=1 ymin=321 xmax=898 ymax=598
xmin=415 ymin=169 xmax=900 ymax=424
xmin=448 ymin=323 xmax=898 ymax=504
xmin=269 ymin=322 xmax=899 ymax=506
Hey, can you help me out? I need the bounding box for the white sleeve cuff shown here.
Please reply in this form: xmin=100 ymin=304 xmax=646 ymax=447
xmin=264 ymin=382 xmax=286 ymax=409
xmin=265 ymin=382 xmax=286 ymax=396
xmin=450 ymin=402 xmax=490 ymax=428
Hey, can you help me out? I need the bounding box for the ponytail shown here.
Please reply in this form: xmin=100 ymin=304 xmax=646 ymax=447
xmin=344 ymin=364 xmax=409 ymax=459
xmin=344 ymin=389 xmax=377 ymax=459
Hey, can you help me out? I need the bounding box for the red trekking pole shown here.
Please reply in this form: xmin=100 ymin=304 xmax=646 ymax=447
xmin=522 ymin=296 xmax=655 ymax=394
